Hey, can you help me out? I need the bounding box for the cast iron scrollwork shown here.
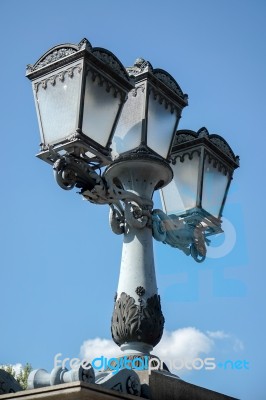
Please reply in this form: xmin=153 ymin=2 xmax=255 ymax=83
xmin=109 ymin=200 xmax=152 ymax=234
xmin=109 ymin=205 xmax=125 ymax=235
xmin=51 ymin=148 xmax=152 ymax=232
xmin=126 ymin=375 xmax=141 ymax=396
xmin=53 ymin=154 xmax=106 ymax=203
xmin=152 ymin=209 xmax=209 ymax=262
xmin=51 ymin=148 xmax=210 ymax=262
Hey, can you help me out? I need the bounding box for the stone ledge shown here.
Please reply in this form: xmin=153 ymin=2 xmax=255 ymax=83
xmin=0 ymin=381 xmax=145 ymax=400
xmin=138 ymin=370 xmax=239 ymax=400
xmin=0 ymin=372 xmax=240 ymax=400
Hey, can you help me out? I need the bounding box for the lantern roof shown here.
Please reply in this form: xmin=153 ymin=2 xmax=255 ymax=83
xmin=171 ymin=127 xmax=240 ymax=170
xmin=26 ymin=38 xmax=133 ymax=91
xmin=126 ymin=58 xmax=188 ymax=109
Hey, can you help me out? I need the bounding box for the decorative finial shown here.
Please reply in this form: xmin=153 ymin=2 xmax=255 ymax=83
xmin=198 ymin=127 xmax=209 ymax=138
xmin=134 ymin=58 xmax=146 ymax=68
xmin=78 ymin=38 xmax=92 ymax=51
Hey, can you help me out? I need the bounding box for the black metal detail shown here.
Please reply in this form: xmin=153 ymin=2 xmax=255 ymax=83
xmin=206 ymin=153 xmax=228 ymax=175
xmin=126 ymin=59 xmax=187 ymax=101
xmin=26 ymin=39 xmax=91 ymax=74
xmin=126 ymin=376 xmax=141 ymax=396
xmin=149 ymin=87 xmax=176 ymax=111
xmin=27 ymin=38 xmax=92 ymax=73
xmin=209 ymin=136 xmax=236 ymax=162
xmin=135 ymin=286 xmax=145 ymax=297
xmin=26 ymin=39 xmax=132 ymax=89
xmin=29 ymin=48 xmax=77 ymax=72
xmin=173 ymin=130 xmax=198 ymax=146
xmin=53 ymin=154 xmax=100 ymax=192
xmin=111 ymin=292 xmax=164 ymax=348
xmin=153 ymin=69 xmax=186 ymax=98
xmin=114 ymin=292 xmax=118 ymax=302
xmin=172 ymin=127 xmax=239 ymax=165
xmin=34 ymin=65 xmax=82 ymax=92
xmin=198 ymin=127 xmax=237 ymax=162
xmin=78 ymin=38 xmax=92 ymax=50
xmin=127 ymin=58 xmax=152 ymax=76
xmin=112 ymin=383 xmax=123 ymax=392
xmin=112 ymin=144 xmax=171 ymax=164
xmin=80 ymin=365 xmax=95 ymax=383
xmin=92 ymin=49 xmax=130 ymax=81
xmin=85 ymin=67 xmax=124 ymax=100
xmin=172 ymin=149 xmax=201 ymax=164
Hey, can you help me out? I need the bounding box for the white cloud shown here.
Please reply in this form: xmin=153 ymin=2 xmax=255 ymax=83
xmin=207 ymin=330 xmax=230 ymax=340
xmin=80 ymin=328 xmax=214 ymax=365
xmin=80 ymin=337 xmax=122 ymax=361
xmin=155 ymin=327 xmax=213 ymax=363
xmin=207 ymin=331 xmax=244 ymax=352
xmin=79 ymin=327 xmax=244 ymax=376
xmin=12 ymin=364 xmax=23 ymax=376
xmin=80 ymin=327 xmax=214 ymax=375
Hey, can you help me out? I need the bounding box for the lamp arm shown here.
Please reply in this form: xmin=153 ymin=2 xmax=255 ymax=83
xmin=52 ymin=153 xmax=151 ymax=206
xmin=152 ymin=209 xmax=208 ymax=262
xmin=52 ymin=152 xmax=152 ymax=232
xmin=52 ymin=153 xmax=207 ymax=262
xmin=152 ymin=209 xmax=191 ymax=255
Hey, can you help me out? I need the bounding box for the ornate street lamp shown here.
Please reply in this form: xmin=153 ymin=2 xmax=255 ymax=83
xmin=26 ymin=38 xmax=239 ymax=394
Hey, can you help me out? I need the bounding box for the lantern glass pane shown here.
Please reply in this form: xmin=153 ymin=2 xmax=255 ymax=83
xmin=111 ymin=87 xmax=145 ymax=158
xmin=160 ymin=152 xmax=200 ymax=215
xmin=35 ymin=66 xmax=82 ymax=146
xmin=202 ymin=158 xmax=229 ymax=217
xmin=82 ymin=71 xmax=121 ymax=147
xmin=147 ymin=94 xmax=176 ymax=159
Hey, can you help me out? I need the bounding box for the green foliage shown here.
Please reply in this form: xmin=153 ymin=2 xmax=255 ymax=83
xmin=16 ymin=364 xmax=32 ymax=390
xmin=1 ymin=364 xmax=14 ymax=376
xmin=0 ymin=364 xmax=32 ymax=390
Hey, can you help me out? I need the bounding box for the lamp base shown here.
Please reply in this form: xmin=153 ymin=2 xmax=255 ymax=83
xmin=104 ymin=154 xmax=173 ymax=198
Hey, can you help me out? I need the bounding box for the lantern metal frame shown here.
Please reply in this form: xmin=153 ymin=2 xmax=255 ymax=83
xmin=26 ymin=38 xmax=133 ymax=168
xmin=169 ymin=126 xmax=239 ymax=219
xmin=155 ymin=127 xmax=239 ymax=261
xmin=111 ymin=58 xmax=188 ymax=162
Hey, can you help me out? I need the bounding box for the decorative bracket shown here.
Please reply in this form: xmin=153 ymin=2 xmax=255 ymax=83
xmin=51 ymin=150 xmax=153 ymax=231
xmin=152 ymin=209 xmax=211 ymax=262
xmin=52 ymin=150 xmax=212 ymax=262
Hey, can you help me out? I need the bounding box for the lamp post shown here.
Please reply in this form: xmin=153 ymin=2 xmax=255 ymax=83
xmin=26 ymin=38 xmax=239 ymax=387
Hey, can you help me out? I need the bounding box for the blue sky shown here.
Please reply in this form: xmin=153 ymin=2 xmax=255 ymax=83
xmin=1 ymin=1 xmax=265 ymax=399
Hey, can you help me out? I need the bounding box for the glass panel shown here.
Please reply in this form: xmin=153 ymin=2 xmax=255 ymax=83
xmin=147 ymin=94 xmax=177 ymax=159
xmin=160 ymin=152 xmax=200 ymax=215
xmin=202 ymin=158 xmax=229 ymax=217
xmin=111 ymin=85 xmax=145 ymax=158
xmin=35 ymin=65 xmax=82 ymax=146
xmin=82 ymin=71 xmax=121 ymax=147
